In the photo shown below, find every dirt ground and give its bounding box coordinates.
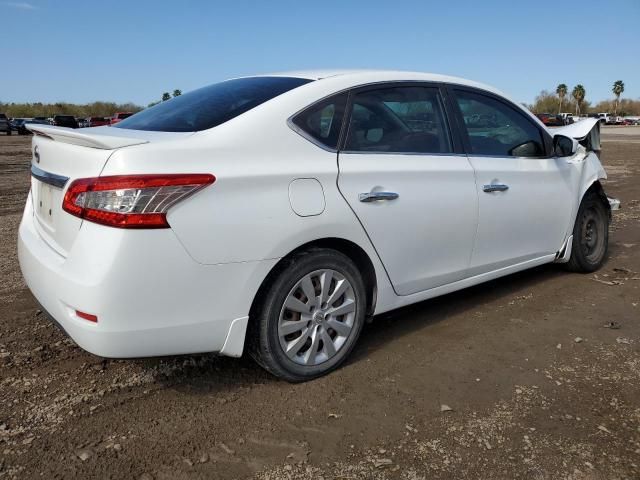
[0,127,639,480]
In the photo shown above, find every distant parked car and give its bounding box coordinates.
[52,115,79,128]
[76,117,90,128]
[110,112,134,125]
[535,113,564,127]
[10,118,27,132]
[558,113,575,124]
[89,116,111,127]
[0,113,11,135]
[594,113,612,124]
[14,118,49,135]
[11,118,29,134]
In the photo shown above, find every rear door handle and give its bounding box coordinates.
[359,191,399,202]
[483,184,509,193]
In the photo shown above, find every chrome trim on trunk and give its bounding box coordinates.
[30,164,69,189]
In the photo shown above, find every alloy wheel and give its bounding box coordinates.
[278,269,356,366]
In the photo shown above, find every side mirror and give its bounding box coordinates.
[553,134,578,157]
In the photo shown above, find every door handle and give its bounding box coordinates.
[359,191,399,202]
[483,184,509,193]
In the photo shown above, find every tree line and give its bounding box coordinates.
[0,101,143,119]
[0,89,183,118]
[2,83,638,118]
[529,80,638,116]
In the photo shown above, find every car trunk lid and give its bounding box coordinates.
[26,125,193,257]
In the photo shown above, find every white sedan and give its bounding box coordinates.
[19,70,617,381]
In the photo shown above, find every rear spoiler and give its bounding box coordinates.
[550,118,601,153]
[26,124,149,150]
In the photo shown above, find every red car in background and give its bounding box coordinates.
[535,113,565,127]
[110,112,134,125]
[89,117,111,127]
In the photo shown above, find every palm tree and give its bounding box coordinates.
[572,85,586,115]
[612,80,624,116]
[556,84,568,114]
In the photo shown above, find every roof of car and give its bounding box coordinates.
[263,69,508,98]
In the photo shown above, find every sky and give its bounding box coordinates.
[1,0,638,106]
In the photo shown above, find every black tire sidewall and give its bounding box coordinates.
[570,194,609,272]
[256,249,366,381]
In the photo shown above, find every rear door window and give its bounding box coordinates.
[114,76,312,132]
[344,86,452,154]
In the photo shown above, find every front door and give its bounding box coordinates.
[450,87,575,276]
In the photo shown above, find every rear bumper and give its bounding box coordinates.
[18,197,277,358]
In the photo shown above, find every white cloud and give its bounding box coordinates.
[2,2,38,9]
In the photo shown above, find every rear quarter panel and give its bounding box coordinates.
[99,103,394,311]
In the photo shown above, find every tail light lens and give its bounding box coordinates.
[62,174,215,228]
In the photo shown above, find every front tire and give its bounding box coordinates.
[249,248,366,382]
[565,192,609,272]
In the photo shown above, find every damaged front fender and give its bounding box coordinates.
[551,118,607,201]
[554,118,621,247]
[552,118,601,153]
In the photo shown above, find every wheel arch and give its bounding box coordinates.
[558,176,611,262]
[248,237,378,324]
[582,180,611,219]
[562,153,610,243]
[562,178,611,272]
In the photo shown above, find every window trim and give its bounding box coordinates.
[445,85,554,159]
[338,81,462,156]
[287,90,352,153]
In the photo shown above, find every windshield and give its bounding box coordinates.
[114,76,312,132]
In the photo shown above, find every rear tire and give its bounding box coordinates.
[565,192,609,272]
[248,248,366,382]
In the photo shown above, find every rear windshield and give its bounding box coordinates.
[114,76,313,132]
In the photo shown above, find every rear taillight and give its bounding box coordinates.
[62,174,215,228]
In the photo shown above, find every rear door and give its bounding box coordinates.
[337,84,478,295]
[448,86,575,275]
